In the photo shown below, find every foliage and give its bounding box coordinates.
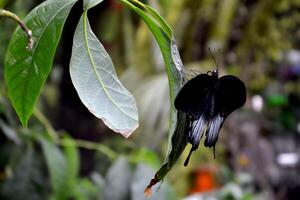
[1,0,184,198]
[1,0,300,199]
[2,0,188,194]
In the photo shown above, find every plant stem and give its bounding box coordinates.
[33,108,59,142]
[59,139,117,160]
[0,9,33,50]
[33,107,117,160]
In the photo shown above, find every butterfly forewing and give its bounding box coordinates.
[175,74,217,116]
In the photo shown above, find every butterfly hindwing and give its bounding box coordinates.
[204,75,246,148]
[216,75,246,117]
[204,114,224,147]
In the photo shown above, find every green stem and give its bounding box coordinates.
[33,107,117,160]
[59,139,117,160]
[33,108,58,142]
[0,9,33,49]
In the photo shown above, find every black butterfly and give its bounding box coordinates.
[174,69,246,166]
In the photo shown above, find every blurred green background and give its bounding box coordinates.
[1,0,300,199]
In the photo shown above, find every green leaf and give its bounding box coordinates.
[39,135,80,200]
[83,0,104,10]
[38,134,80,200]
[74,178,100,200]
[70,11,138,137]
[120,0,183,137]
[62,136,80,190]
[120,0,186,190]
[40,136,69,200]
[127,0,172,38]
[120,0,183,98]
[4,0,78,127]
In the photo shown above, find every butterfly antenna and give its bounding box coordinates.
[217,48,222,73]
[208,48,219,73]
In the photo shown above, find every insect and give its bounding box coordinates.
[174,66,246,166]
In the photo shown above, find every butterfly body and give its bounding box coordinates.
[174,70,246,166]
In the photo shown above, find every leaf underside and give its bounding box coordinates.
[70,12,138,137]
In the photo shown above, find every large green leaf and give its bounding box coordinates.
[120,0,184,142]
[119,0,187,193]
[70,11,138,137]
[4,0,78,126]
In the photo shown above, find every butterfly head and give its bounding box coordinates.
[212,69,218,77]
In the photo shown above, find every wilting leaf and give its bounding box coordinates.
[70,11,138,137]
[5,0,78,126]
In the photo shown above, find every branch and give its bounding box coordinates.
[0,9,33,50]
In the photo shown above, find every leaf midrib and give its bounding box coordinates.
[82,11,136,121]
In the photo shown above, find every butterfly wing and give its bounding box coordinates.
[204,75,246,148]
[184,114,207,166]
[204,114,224,148]
[175,73,246,162]
[175,73,217,165]
[174,74,217,117]
[216,75,246,117]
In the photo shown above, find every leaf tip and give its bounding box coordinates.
[100,117,139,139]
[14,103,31,128]
[144,187,152,198]
[144,177,159,197]
[20,117,29,128]
[121,123,139,138]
